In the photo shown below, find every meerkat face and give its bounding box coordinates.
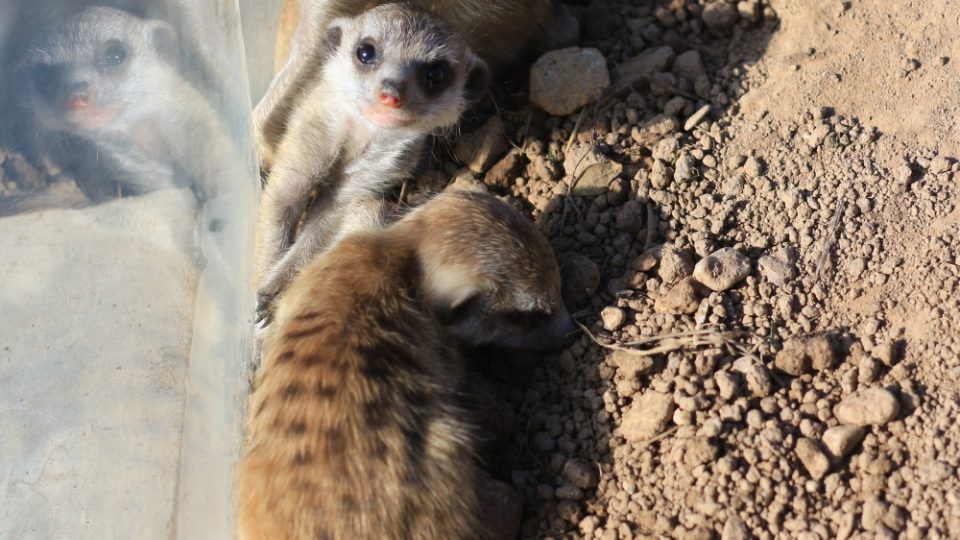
[413,191,576,351]
[17,7,177,134]
[323,3,488,133]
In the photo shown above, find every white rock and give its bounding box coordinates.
[822,425,866,463]
[834,387,901,426]
[693,247,752,291]
[600,306,626,331]
[795,438,831,480]
[530,47,610,116]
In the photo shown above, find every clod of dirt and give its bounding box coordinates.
[621,390,674,442]
[455,116,509,174]
[562,459,599,490]
[476,474,523,540]
[657,244,694,284]
[572,160,622,197]
[559,254,600,304]
[774,334,836,375]
[692,247,751,291]
[834,387,901,425]
[529,47,609,116]
[484,151,525,190]
[654,276,700,314]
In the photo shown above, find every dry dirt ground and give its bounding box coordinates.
[446,0,960,539]
[2,1,959,539]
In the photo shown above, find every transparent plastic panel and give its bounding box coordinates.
[0,1,263,537]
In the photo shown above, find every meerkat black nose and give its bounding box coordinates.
[378,79,405,108]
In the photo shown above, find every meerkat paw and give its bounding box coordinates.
[254,289,277,327]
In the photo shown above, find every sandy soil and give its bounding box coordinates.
[457,0,960,538]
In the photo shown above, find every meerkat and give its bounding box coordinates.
[254,3,488,322]
[237,190,575,540]
[254,0,554,170]
[8,6,236,210]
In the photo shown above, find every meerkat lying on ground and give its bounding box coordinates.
[255,0,554,172]
[4,6,235,214]
[238,190,574,540]
[255,3,488,323]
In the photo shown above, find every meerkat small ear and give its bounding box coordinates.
[321,19,347,59]
[147,20,179,64]
[463,58,489,103]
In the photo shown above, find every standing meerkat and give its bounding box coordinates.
[255,3,488,322]
[238,190,574,540]
[8,6,236,209]
[255,0,554,170]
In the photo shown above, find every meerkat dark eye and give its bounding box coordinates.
[102,40,127,68]
[356,42,377,64]
[421,61,451,93]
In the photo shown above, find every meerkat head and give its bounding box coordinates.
[403,190,575,351]
[16,7,178,134]
[321,2,489,133]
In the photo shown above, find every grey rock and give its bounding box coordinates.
[758,253,796,286]
[530,47,610,116]
[702,1,739,31]
[672,50,707,83]
[674,153,698,182]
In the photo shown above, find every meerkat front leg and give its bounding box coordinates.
[255,151,339,323]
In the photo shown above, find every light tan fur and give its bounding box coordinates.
[237,190,573,540]
[254,3,487,322]
[9,6,235,211]
[254,0,553,172]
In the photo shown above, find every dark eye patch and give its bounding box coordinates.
[420,60,452,94]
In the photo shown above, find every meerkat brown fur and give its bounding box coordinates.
[237,190,575,540]
[254,0,551,170]
[255,3,488,321]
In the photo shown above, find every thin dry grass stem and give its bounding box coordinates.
[815,196,846,279]
[575,320,745,357]
[564,106,590,155]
